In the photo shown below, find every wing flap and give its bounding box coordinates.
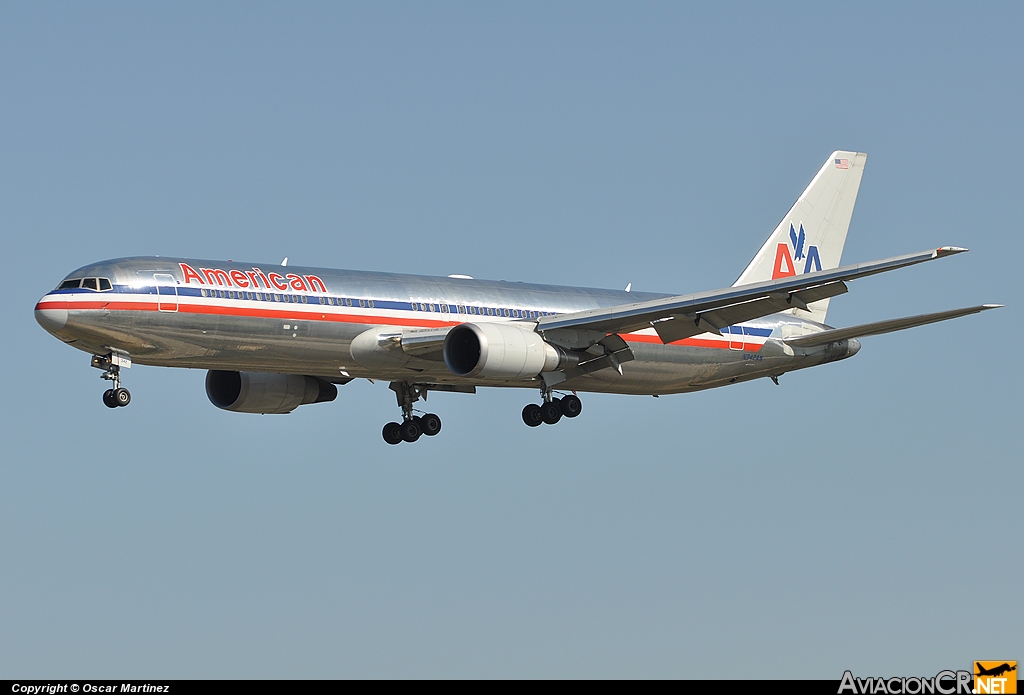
[652,281,849,343]
[784,304,1002,347]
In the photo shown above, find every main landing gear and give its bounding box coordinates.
[92,352,131,409]
[522,389,582,428]
[382,382,442,445]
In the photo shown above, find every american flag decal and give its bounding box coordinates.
[835,158,849,169]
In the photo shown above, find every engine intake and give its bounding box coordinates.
[443,322,571,379]
[206,371,337,414]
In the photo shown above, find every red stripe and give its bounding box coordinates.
[39,299,766,352]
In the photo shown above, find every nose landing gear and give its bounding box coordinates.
[522,389,582,428]
[382,381,443,445]
[92,351,132,409]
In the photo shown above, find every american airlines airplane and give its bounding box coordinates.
[34,151,999,444]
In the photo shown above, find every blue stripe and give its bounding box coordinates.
[53,285,776,332]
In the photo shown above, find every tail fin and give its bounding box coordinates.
[733,150,867,323]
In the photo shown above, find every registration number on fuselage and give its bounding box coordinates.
[742,353,763,361]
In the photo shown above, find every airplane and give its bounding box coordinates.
[975,663,1016,678]
[34,151,1000,444]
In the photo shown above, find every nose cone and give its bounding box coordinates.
[847,338,861,357]
[35,296,68,334]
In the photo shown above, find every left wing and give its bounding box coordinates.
[537,246,968,349]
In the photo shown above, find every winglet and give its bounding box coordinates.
[935,246,968,257]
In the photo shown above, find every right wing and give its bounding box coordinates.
[537,246,969,349]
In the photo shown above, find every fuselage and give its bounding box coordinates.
[34,256,858,396]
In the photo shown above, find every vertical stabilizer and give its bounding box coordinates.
[733,151,867,323]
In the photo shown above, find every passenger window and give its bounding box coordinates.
[368,300,374,308]
[302,296,307,304]
[82,278,98,291]
[359,299,365,308]
[440,304,448,313]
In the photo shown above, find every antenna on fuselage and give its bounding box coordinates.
[281,257,288,267]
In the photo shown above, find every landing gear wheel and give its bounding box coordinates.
[560,394,582,418]
[540,400,563,425]
[113,387,131,407]
[420,413,442,436]
[400,419,422,443]
[102,389,118,408]
[383,422,403,445]
[522,403,543,427]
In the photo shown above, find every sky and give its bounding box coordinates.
[1,1,1020,679]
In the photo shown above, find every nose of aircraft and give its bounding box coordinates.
[35,295,68,333]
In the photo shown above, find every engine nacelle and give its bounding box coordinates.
[443,322,566,379]
[205,371,337,414]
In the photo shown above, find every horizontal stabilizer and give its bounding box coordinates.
[784,304,1002,347]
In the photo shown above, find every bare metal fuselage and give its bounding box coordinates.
[34,256,857,396]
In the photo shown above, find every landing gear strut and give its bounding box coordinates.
[522,388,582,428]
[92,352,131,409]
[382,382,442,445]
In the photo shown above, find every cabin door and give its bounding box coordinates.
[154,274,178,312]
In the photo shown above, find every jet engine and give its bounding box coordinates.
[205,370,338,414]
[443,323,573,379]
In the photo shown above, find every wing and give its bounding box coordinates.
[784,305,1002,347]
[536,246,969,349]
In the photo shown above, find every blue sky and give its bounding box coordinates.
[1,2,1020,678]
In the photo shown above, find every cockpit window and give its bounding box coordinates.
[81,278,99,291]
[59,279,81,290]
[98,278,112,291]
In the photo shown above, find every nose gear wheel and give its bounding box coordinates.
[93,352,131,408]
